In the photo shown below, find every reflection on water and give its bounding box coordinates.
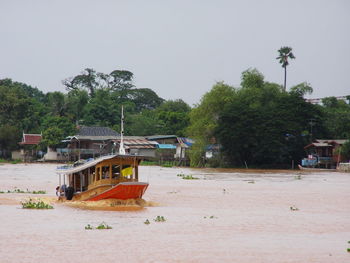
[0,164,349,263]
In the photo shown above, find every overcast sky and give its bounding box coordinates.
[1,0,349,106]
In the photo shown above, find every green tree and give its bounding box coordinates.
[41,127,64,148]
[62,68,99,97]
[44,91,66,117]
[0,125,21,157]
[277,46,295,91]
[216,71,324,168]
[187,82,236,167]
[129,88,164,111]
[321,97,350,138]
[155,99,191,137]
[290,82,313,96]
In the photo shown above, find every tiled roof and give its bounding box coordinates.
[78,126,119,137]
[19,134,42,145]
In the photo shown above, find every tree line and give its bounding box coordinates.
[1,67,349,167]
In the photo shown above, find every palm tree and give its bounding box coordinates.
[277,47,295,91]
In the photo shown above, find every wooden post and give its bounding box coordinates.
[110,163,113,184]
[80,172,83,192]
[135,165,138,181]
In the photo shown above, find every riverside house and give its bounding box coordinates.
[302,139,348,168]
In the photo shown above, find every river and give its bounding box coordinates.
[0,163,349,262]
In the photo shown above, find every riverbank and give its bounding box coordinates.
[0,163,349,262]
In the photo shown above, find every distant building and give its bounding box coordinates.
[146,135,194,165]
[59,127,158,161]
[12,133,42,161]
[61,126,119,161]
[302,139,348,168]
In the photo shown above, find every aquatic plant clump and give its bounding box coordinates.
[21,198,53,209]
[154,216,166,222]
[96,222,112,229]
[85,224,93,230]
[177,173,199,180]
[84,222,112,230]
[0,188,46,194]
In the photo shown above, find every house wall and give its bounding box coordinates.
[11,150,22,160]
[129,148,156,157]
[44,147,58,161]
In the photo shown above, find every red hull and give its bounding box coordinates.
[87,182,149,201]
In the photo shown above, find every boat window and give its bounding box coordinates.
[112,165,120,179]
[102,166,109,179]
[96,167,101,181]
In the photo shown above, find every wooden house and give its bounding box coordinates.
[302,139,348,168]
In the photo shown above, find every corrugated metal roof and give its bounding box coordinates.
[113,137,158,149]
[77,126,119,137]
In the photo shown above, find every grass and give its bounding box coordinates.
[0,188,46,194]
[21,198,53,209]
[161,162,174,168]
[144,219,150,225]
[177,173,199,180]
[140,161,158,166]
[0,158,22,164]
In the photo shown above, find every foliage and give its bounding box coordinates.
[155,99,191,137]
[215,70,324,167]
[84,222,112,230]
[276,46,295,91]
[96,222,112,229]
[154,216,166,222]
[177,173,199,180]
[187,82,236,167]
[1,188,46,194]
[290,82,313,96]
[21,198,53,209]
[341,140,350,160]
[85,224,93,230]
[320,97,350,139]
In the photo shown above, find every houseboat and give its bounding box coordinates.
[56,154,148,201]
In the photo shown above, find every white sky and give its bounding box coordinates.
[0,0,349,106]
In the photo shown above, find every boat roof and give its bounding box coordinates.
[56,154,143,174]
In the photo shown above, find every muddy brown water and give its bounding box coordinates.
[0,163,349,262]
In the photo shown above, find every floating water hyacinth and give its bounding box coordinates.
[21,198,53,209]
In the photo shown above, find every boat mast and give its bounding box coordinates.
[119,105,126,155]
